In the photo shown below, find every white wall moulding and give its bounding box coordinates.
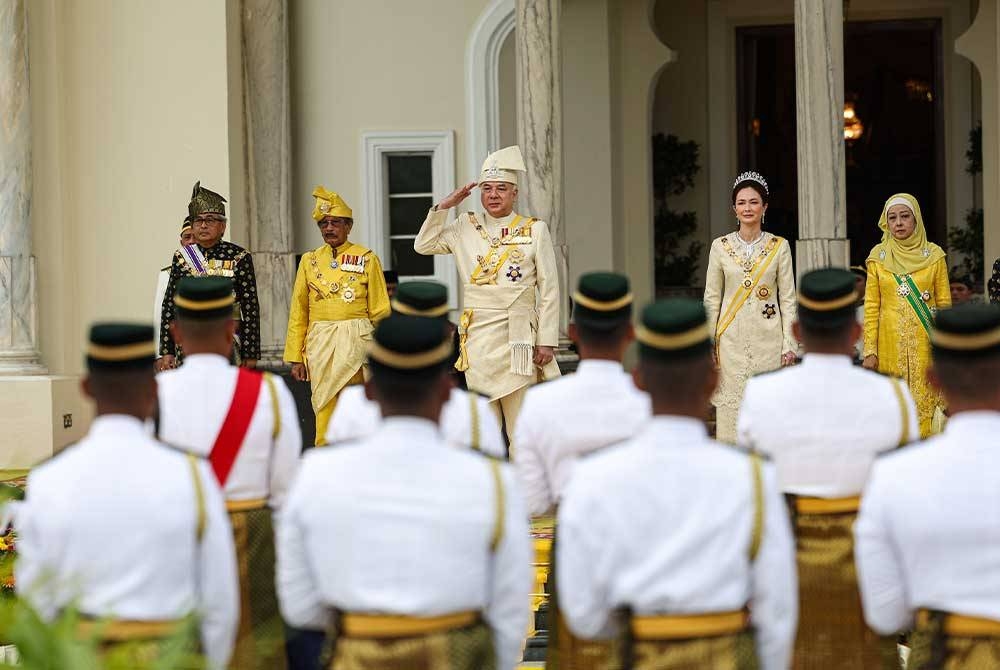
[360,131,458,306]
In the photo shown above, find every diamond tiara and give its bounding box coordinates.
[733,171,768,194]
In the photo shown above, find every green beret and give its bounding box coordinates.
[369,314,452,374]
[797,268,858,329]
[188,181,227,219]
[572,272,633,330]
[636,298,711,360]
[175,277,235,320]
[932,303,1000,359]
[392,281,449,318]
[87,323,156,370]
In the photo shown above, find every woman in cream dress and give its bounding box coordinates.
[704,172,797,443]
[862,193,950,437]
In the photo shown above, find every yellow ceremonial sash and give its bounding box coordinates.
[469,215,536,285]
[715,237,783,342]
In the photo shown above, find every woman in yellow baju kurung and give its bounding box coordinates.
[704,172,798,443]
[862,193,950,438]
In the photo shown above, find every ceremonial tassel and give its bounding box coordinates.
[511,343,534,376]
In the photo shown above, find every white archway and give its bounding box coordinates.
[465,0,515,184]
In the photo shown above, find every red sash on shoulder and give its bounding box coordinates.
[209,368,263,486]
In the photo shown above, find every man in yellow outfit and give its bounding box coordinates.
[284,186,391,444]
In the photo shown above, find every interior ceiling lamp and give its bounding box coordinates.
[844,102,864,141]
[905,78,933,102]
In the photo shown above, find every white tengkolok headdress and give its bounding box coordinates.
[479,146,527,186]
[733,170,769,195]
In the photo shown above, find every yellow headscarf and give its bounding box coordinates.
[312,186,353,221]
[866,193,945,275]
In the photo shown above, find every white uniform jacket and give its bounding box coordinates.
[324,385,505,458]
[557,416,798,670]
[157,353,302,510]
[513,359,651,516]
[14,415,239,669]
[738,353,919,496]
[855,412,1000,634]
[276,417,533,670]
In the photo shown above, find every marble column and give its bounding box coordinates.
[794,0,849,274]
[237,0,296,369]
[0,0,44,375]
[516,0,570,341]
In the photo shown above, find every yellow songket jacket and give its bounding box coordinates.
[863,256,950,437]
[284,242,391,412]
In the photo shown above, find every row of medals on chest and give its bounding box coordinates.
[476,222,527,282]
[312,256,363,303]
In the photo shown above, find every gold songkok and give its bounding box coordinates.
[312,186,354,221]
[479,145,527,186]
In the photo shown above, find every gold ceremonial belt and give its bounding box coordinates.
[340,611,479,638]
[225,497,268,513]
[77,618,184,642]
[917,610,1000,637]
[630,609,749,640]
[794,495,861,515]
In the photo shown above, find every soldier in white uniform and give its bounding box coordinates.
[737,268,918,668]
[15,323,238,669]
[513,271,651,668]
[277,313,533,670]
[325,280,505,458]
[855,303,1000,668]
[414,145,561,443]
[157,276,301,669]
[558,299,797,670]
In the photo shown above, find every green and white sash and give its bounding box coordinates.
[892,273,934,335]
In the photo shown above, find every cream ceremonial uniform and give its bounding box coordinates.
[277,418,533,670]
[15,415,239,670]
[324,385,506,458]
[704,232,797,442]
[855,412,1000,661]
[738,353,917,668]
[557,416,798,670]
[514,359,651,517]
[415,208,560,420]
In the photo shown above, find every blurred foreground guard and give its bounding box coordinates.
[557,299,797,670]
[738,268,918,668]
[325,281,504,458]
[15,324,238,669]
[277,314,533,670]
[513,271,651,668]
[855,303,1000,669]
[157,276,301,669]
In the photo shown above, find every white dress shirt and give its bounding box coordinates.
[855,412,1000,634]
[557,416,798,670]
[157,353,302,509]
[513,359,651,516]
[15,415,239,669]
[277,417,533,670]
[325,385,506,458]
[737,353,919,496]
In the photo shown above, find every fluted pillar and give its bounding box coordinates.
[516,0,569,336]
[794,0,849,273]
[0,0,44,374]
[237,0,296,368]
